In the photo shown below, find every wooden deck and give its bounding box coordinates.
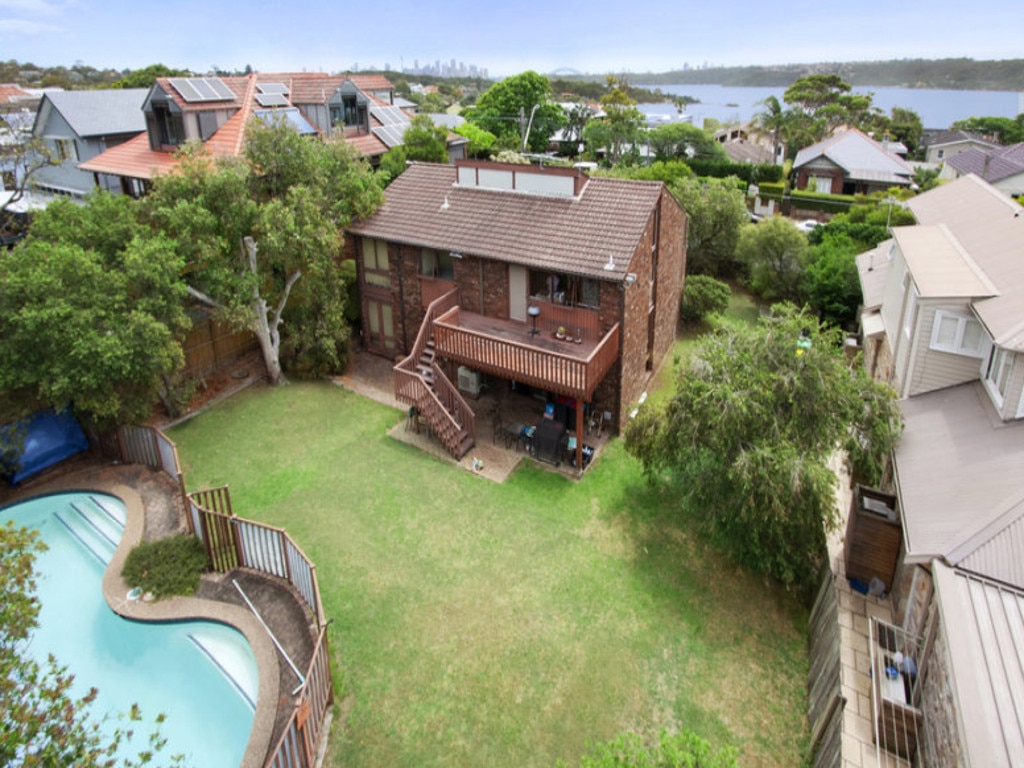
[433,307,619,401]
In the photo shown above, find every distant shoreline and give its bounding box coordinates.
[552,58,1024,93]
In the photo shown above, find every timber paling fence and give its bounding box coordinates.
[107,424,333,768]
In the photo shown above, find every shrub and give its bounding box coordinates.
[122,534,208,599]
[680,275,731,325]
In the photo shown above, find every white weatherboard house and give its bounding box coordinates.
[850,173,1024,767]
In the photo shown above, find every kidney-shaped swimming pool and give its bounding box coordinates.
[5,492,257,767]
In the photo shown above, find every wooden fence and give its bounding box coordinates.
[182,314,259,378]
[111,424,332,768]
[807,568,844,768]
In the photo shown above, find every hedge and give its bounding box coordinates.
[686,159,783,184]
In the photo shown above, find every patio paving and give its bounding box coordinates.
[829,462,911,768]
[335,348,611,483]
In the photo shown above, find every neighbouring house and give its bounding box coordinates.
[921,129,999,164]
[847,172,1024,766]
[344,159,686,465]
[79,73,465,196]
[713,122,784,165]
[792,128,914,195]
[939,142,1024,196]
[30,88,148,197]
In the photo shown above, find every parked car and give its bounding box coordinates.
[794,219,819,233]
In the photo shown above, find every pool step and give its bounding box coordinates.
[188,630,259,711]
[56,497,125,565]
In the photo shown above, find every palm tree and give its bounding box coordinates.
[752,95,786,163]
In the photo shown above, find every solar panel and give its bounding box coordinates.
[168,77,236,103]
[371,105,409,127]
[373,124,406,148]
[257,83,290,95]
[255,93,290,107]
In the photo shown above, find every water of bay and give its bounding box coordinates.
[638,83,1022,129]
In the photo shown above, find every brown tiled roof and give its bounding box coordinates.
[347,132,389,157]
[347,162,668,280]
[348,74,394,93]
[258,72,345,104]
[0,83,32,104]
[78,132,181,180]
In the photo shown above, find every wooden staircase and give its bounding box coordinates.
[393,290,476,460]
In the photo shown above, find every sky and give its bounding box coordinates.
[2,0,1023,78]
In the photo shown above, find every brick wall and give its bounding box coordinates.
[919,620,963,768]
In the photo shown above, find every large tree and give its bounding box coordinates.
[143,117,383,385]
[625,305,902,593]
[736,215,809,302]
[1,523,173,766]
[750,95,787,161]
[0,194,189,427]
[647,121,726,163]
[668,176,749,278]
[582,76,647,166]
[463,71,565,153]
[782,74,877,149]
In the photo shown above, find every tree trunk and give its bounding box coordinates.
[244,237,299,387]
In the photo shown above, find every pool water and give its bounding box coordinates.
[6,493,257,768]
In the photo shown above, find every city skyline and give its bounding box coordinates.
[2,0,1022,79]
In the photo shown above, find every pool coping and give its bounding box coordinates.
[34,479,280,768]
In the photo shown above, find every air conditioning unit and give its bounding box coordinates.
[457,366,481,396]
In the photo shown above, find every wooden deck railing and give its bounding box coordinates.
[394,288,476,459]
[434,310,620,401]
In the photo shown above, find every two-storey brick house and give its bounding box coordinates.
[345,159,686,465]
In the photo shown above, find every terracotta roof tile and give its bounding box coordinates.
[348,162,669,280]
[348,74,394,93]
[78,132,180,180]
[0,83,33,104]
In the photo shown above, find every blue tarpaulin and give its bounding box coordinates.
[2,409,88,485]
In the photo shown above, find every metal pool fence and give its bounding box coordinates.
[106,424,332,768]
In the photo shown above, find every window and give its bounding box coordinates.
[529,270,599,309]
[53,138,77,162]
[420,248,454,280]
[812,175,832,194]
[361,239,390,288]
[985,347,1014,407]
[343,96,359,127]
[151,102,184,148]
[929,310,987,358]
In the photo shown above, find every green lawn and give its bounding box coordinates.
[170,370,807,767]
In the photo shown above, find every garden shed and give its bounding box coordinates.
[844,484,902,593]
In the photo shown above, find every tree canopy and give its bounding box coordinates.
[463,71,565,153]
[667,176,749,277]
[737,215,809,302]
[625,305,903,593]
[402,114,449,163]
[582,76,647,166]
[0,194,189,427]
[1,522,173,766]
[143,117,383,384]
[647,121,726,163]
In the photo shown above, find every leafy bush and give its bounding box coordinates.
[789,190,857,214]
[688,158,783,184]
[680,275,731,325]
[122,534,208,599]
[561,730,738,768]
